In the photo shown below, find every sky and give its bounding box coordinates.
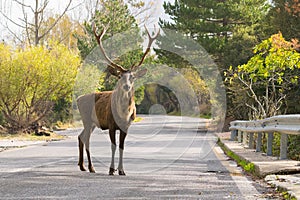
[0,0,173,42]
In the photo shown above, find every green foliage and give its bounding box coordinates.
[281,191,297,200]
[244,162,255,173]
[218,139,257,175]
[225,33,300,119]
[75,0,137,60]
[158,0,269,121]
[0,112,4,126]
[266,0,300,40]
[288,135,300,160]
[50,98,72,125]
[159,0,268,69]
[134,85,145,105]
[238,33,299,83]
[73,64,105,99]
[0,42,80,132]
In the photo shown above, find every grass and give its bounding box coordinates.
[217,139,256,174]
[166,111,212,119]
[0,131,65,141]
[133,116,143,123]
[281,191,297,200]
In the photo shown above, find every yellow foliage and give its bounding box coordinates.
[0,42,80,131]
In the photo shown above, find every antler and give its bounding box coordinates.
[93,23,127,75]
[131,25,160,71]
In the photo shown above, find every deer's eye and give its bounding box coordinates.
[129,74,135,82]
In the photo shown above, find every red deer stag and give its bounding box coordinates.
[77,24,159,175]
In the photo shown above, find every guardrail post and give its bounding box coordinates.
[230,130,237,141]
[256,132,262,152]
[230,115,300,158]
[280,133,288,160]
[238,130,242,143]
[243,131,247,145]
[267,132,273,156]
[248,133,254,149]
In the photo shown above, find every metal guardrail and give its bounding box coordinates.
[229,114,300,160]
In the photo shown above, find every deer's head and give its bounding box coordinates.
[93,24,160,93]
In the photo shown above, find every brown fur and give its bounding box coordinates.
[76,87,136,174]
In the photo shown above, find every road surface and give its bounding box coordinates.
[0,115,272,199]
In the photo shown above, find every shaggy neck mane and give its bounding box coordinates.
[112,85,134,120]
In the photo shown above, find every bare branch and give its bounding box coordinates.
[0,9,26,28]
[12,0,34,12]
[21,0,30,44]
[68,1,84,12]
[130,1,155,25]
[37,0,49,14]
[238,76,267,118]
[133,5,152,19]
[38,0,72,42]
[5,22,23,43]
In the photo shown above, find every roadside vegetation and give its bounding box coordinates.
[0,0,299,159]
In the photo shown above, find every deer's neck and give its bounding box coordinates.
[112,87,135,122]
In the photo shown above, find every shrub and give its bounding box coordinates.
[0,42,80,133]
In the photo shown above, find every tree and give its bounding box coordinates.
[81,0,147,23]
[0,42,80,133]
[73,64,105,99]
[225,33,300,119]
[75,0,138,60]
[159,0,232,65]
[158,0,272,122]
[0,0,73,45]
[141,67,211,116]
[40,15,85,50]
[222,0,270,68]
[266,0,300,40]
[159,0,269,69]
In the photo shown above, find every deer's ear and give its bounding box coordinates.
[135,68,147,78]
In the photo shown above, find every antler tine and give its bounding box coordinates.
[132,25,160,71]
[92,23,127,73]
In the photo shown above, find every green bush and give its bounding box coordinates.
[288,135,300,161]
[260,133,300,161]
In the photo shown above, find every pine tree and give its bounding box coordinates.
[266,0,300,40]
[75,0,138,60]
[157,0,269,69]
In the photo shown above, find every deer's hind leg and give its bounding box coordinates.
[78,125,96,173]
[78,133,86,171]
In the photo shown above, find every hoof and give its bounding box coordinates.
[118,170,126,176]
[109,168,115,175]
[89,166,96,173]
[78,164,86,171]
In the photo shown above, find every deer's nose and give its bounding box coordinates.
[123,84,130,91]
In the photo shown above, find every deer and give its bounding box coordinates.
[76,24,160,175]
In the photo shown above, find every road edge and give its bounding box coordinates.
[217,134,299,200]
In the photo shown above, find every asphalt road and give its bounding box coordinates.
[0,115,270,199]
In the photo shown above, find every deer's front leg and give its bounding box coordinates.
[118,131,127,176]
[109,129,116,175]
